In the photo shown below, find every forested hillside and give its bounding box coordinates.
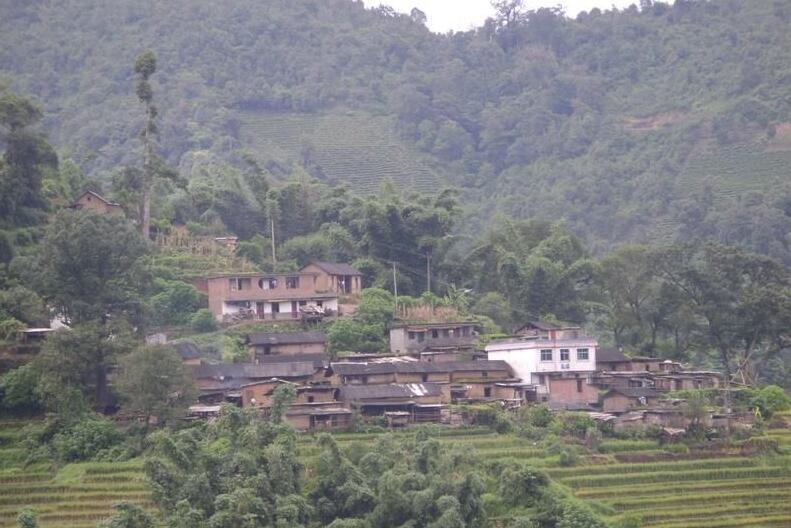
[1,0,791,259]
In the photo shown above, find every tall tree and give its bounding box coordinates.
[653,243,791,387]
[39,209,148,326]
[116,345,197,430]
[134,50,158,237]
[0,89,56,226]
[35,321,135,410]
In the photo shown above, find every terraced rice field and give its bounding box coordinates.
[554,427,791,528]
[2,418,790,527]
[238,111,440,194]
[0,421,156,528]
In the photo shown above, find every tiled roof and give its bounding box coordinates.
[596,347,629,363]
[247,331,326,346]
[173,341,201,360]
[305,262,362,275]
[192,361,320,380]
[339,383,443,401]
[606,387,660,399]
[331,360,511,376]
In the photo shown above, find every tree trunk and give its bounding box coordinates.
[141,183,151,239]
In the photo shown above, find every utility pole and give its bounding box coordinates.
[426,252,431,294]
[392,261,398,316]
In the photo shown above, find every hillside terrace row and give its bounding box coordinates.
[183,319,723,431]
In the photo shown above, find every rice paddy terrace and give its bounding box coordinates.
[237,111,440,194]
[1,417,790,527]
[0,421,155,528]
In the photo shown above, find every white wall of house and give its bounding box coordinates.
[221,298,339,318]
[486,338,597,387]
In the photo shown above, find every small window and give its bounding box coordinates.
[540,349,553,361]
[577,348,589,361]
[307,396,315,403]
[443,329,450,338]
[560,349,570,361]
[269,278,278,289]
[417,332,425,343]
[409,332,417,340]
[361,376,368,384]
[286,276,299,289]
[432,329,439,338]
[317,301,323,307]
[482,371,488,378]
[538,374,545,385]
[484,387,492,398]
[229,278,239,291]
[271,302,280,314]
[576,379,583,393]
[422,373,429,382]
[461,326,470,337]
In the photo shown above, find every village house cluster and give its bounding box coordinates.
[181,272,723,431]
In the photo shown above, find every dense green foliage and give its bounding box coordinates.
[2,0,791,260]
[142,406,608,528]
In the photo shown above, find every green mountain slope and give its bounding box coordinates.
[238,111,439,193]
[1,0,790,260]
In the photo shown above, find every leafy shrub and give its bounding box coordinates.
[493,412,514,434]
[0,317,25,340]
[750,385,791,418]
[51,417,123,462]
[499,464,549,506]
[558,449,578,467]
[0,364,41,413]
[521,405,554,428]
[190,308,217,332]
[149,279,205,326]
[16,509,38,528]
[558,412,596,438]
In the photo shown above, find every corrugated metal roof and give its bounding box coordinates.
[247,331,326,346]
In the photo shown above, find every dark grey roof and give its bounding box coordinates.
[389,321,480,330]
[74,190,120,207]
[247,331,326,346]
[173,341,201,360]
[606,387,660,399]
[255,353,328,368]
[339,383,443,401]
[192,362,320,380]
[596,347,629,363]
[518,320,580,332]
[331,360,511,376]
[306,262,362,275]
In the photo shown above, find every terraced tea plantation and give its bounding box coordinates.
[2,418,791,527]
[0,421,155,528]
[238,111,440,194]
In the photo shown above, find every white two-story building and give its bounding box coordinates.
[485,335,598,406]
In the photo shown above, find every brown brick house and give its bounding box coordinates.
[246,331,326,361]
[205,271,339,322]
[602,387,661,413]
[299,262,363,295]
[71,190,124,216]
